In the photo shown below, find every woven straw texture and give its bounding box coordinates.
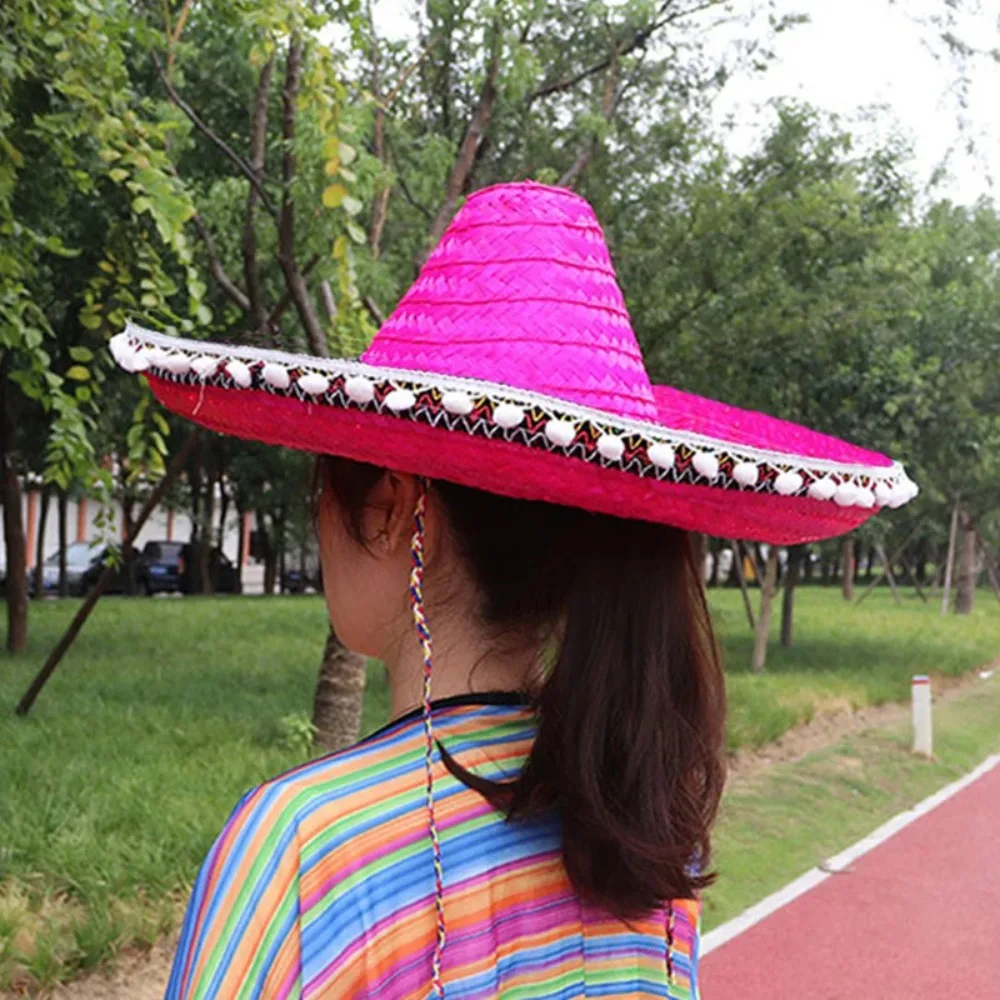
[114,181,914,544]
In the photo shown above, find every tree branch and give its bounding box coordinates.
[420,20,502,265]
[558,42,619,188]
[189,211,250,313]
[529,0,688,102]
[368,2,390,258]
[277,34,328,358]
[244,54,275,335]
[152,51,277,218]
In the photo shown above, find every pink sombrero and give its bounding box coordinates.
[110,182,916,543]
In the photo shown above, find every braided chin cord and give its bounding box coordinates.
[409,479,446,998]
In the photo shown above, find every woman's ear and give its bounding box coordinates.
[363,471,420,556]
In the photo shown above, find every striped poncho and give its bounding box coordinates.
[167,695,701,998]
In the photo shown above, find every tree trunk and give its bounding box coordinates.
[199,472,216,595]
[731,540,756,630]
[751,547,779,673]
[121,488,137,596]
[941,500,960,615]
[780,544,804,647]
[57,489,69,597]
[235,504,247,595]
[955,514,978,615]
[33,485,52,600]
[863,544,875,583]
[840,537,855,601]
[1,414,28,654]
[260,517,276,595]
[312,628,369,751]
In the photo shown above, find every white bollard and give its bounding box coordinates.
[912,675,933,757]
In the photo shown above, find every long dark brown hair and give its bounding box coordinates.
[317,456,727,918]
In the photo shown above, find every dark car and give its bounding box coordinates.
[31,541,128,597]
[136,540,186,595]
[137,541,239,595]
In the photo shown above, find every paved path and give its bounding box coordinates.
[701,757,1000,998]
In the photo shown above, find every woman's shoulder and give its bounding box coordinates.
[232,714,429,854]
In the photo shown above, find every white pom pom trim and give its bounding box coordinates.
[733,462,759,487]
[597,435,625,461]
[191,356,219,379]
[856,487,876,509]
[874,482,895,507]
[545,420,577,448]
[163,353,191,375]
[807,477,837,501]
[693,452,720,481]
[385,388,416,412]
[345,376,375,404]
[108,333,130,364]
[493,403,524,429]
[834,483,860,507]
[262,363,290,390]
[298,372,329,396]
[774,471,803,496]
[145,347,171,368]
[442,391,474,416]
[226,360,252,388]
[648,443,675,470]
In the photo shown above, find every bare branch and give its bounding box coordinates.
[189,211,250,313]
[368,2,390,258]
[364,295,385,326]
[152,51,277,218]
[244,54,276,336]
[267,253,320,328]
[277,34,328,358]
[383,39,434,107]
[420,21,502,265]
[529,0,708,103]
[559,43,619,188]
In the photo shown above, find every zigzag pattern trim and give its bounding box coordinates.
[110,326,919,511]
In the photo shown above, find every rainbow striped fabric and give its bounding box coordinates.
[166,695,701,998]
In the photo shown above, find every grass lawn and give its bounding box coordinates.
[1,587,998,989]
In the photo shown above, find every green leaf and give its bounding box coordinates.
[346,221,366,244]
[152,411,170,435]
[43,30,64,46]
[339,142,357,165]
[69,346,94,362]
[66,365,90,381]
[196,304,212,325]
[338,167,357,183]
[75,386,92,403]
[332,235,348,259]
[322,184,347,208]
[109,168,128,183]
[342,195,363,217]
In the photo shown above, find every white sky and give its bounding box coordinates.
[710,0,1000,205]
[370,0,1000,206]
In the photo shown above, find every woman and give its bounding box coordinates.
[111,182,915,999]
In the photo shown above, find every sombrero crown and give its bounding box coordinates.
[111,182,916,543]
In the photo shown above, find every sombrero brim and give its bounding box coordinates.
[111,325,917,545]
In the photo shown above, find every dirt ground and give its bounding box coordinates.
[11,667,994,1000]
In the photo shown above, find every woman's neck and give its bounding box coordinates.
[384,622,537,721]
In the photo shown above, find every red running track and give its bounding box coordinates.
[700,760,1000,999]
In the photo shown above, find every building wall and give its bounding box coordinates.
[9,489,242,569]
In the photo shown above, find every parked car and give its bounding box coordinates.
[136,541,239,595]
[280,567,322,594]
[135,541,186,595]
[30,541,129,597]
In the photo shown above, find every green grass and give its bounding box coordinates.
[711,586,1000,748]
[0,587,998,988]
[704,672,1000,929]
